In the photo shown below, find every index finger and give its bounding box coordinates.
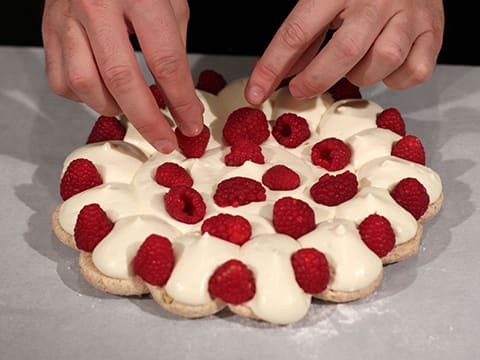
[245,0,341,105]
[129,0,204,137]
[77,1,177,153]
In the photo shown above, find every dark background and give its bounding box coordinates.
[1,1,477,66]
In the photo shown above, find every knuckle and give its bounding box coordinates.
[280,20,310,50]
[376,41,406,67]
[335,34,362,59]
[102,64,135,92]
[149,52,182,82]
[67,71,95,94]
[409,62,432,84]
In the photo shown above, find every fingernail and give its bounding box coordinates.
[180,122,203,137]
[246,85,265,105]
[154,139,175,154]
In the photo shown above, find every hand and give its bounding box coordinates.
[42,0,204,153]
[245,0,445,104]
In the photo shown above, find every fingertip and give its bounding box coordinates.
[153,139,177,154]
[245,84,266,106]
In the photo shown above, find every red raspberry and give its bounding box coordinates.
[222,107,270,146]
[224,139,265,166]
[86,115,126,144]
[376,108,406,136]
[208,259,256,304]
[213,176,266,207]
[390,177,430,220]
[291,248,330,294]
[60,158,103,200]
[175,125,210,158]
[272,113,311,148]
[201,213,252,245]
[358,214,396,258]
[133,234,174,286]
[149,84,166,108]
[154,162,193,188]
[328,77,362,101]
[196,69,227,95]
[74,203,113,252]
[391,135,426,165]
[164,185,206,224]
[310,171,358,206]
[262,164,300,190]
[311,137,352,171]
[273,197,316,239]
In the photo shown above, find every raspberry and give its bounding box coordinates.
[175,125,210,158]
[291,248,330,294]
[310,171,358,206]
[358,214,396,258]
[272,113,311,148]
[133,234,174,286]
[391,135,426,165]
[213,176,266,207]
[149,84,166,108]
[328,77,362,101]
[164,185,206,224]
[208,259,256,304]
[222,107,270,146]
[262,164,300,190]
[60,158,103,200]
[390,177,430,220]
[224,139,265,166]
[74,203,113,252]
[154,162,193,188]
[201,213,252,245]
[86,115,126,144]
[376,108,406,136]
[196,69,227,95]
[273,197,316,239]
[311,137,352,171]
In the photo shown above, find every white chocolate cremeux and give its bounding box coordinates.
[57,78,442,325]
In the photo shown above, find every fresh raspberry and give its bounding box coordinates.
[390,177,430,220]
[74,203,113,252]
[391,135,426,165]
[224,139,265,166]
[328,77,362,101]
[133,234,174,286]
[272,113,311,148]
[272,197,316,239]
[376,108,406,136]
[86,115,126,144]
[154,162,193,188]
[201,213,252,245]
[213,176,266,207]
[208,259,256,304]
[149,84,166,108]
[175,125,210,158]
[60,158,103,200]
[164,185,206,224]
[222,107,270,146]
[291,248,330,294]
[310,171,358,206]
[358,214,396,258]
[262,164,300,190]
[311,137,352,171]
[196,69,227,95]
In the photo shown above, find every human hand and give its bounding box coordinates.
[245,0,445,104]
[42,0,204,153]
